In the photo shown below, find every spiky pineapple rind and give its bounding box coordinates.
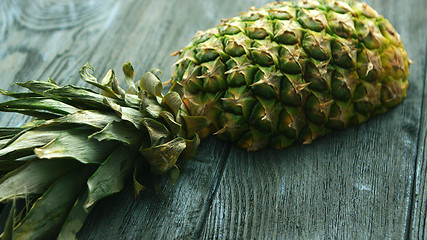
[172,0,410,151]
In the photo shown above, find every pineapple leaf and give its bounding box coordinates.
[0,157,26,171]
[140,137,186,174]
[132,165,145,199]
[0,128,24,137]
[57,190,91,240]
[169,82,185,98]
[101,69,126,98]
[139,93,163,118]
[33,128,115,164]
[141,118,171,146]
[122,62,135,80]
[180,133,201,161]
[12,168,91,240]
[124,93,141,109]
[161,91,182,117]
[85,146,137,208]
[0,158,80,202]
[0,88,41,99]
[41,110,119,129]
[0,127,62,161]
[122,62,138,94]
[159,111,182,135]
[89,121,143,149]
[168,166,180,185]
[119,106,146,130]
[0,138,11,149]
[0,97,79,116]
[182,115,210,138]
[140,72,163,98]
[0,109,62,120]
[1,199,16,240]
[16,80,59,94]
[44,85,121,110]
[79,63,120,100]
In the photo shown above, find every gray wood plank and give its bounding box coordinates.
[0,0,121,127]
[199,0,427,239]
[409,42,427,239]
[0,0,425,239]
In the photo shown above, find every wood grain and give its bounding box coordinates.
[0,0,425,239]
[409,40,427,239]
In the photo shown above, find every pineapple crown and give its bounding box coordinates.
[0,62,209,175]
[0,62,208,239]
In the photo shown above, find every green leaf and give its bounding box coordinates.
[149,68,162,78]
[124,93,141,109]
[16,80,60,94]
[47,77,59,86]
[78,63,97,83]
[0,128,24,137]
[122,62,135,80]
[102,69,126,98]
[140,137,186,174]
[161,91,182,117]
[159,111,182,135]
[0,199,16,240]
[122,62,137,94]
[0,158,80,202]
[139,92,163,118]
[141,118,170,146]
[0,157,27,171]
[0,127,61,161]
[0,88,41,99]
[140,72,162,97]
[21,119,47,128]
[182,115,210,138]
[89,121,143,149]
[0,98,79,116]
[79,63,119,99]
[168,166,180,185]
[0,138,11,149]
[34,128,115,164]
[44,85,123,110]
[57,190,91,240]
[120,106,146,130]
[102,98,146,130]
[169,82,185,98]
[42,110,119,129]
[181,133,201,161]
[0,108,63,120]
[85,146,136,208]
[133,165,145,199]
[12,168,91,240]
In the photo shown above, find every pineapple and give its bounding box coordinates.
[171,0,410,150]
[0,0,410,239]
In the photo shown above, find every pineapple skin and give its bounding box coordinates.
[171,0,410,151]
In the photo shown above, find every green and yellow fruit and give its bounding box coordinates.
[172,0,410,150]
[0,0,410,239]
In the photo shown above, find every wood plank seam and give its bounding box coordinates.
[193,144,232,239]
[406,36,427,240]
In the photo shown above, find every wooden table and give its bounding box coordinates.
[0,0,425,239]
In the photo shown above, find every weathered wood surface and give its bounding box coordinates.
[0,0,425,239]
